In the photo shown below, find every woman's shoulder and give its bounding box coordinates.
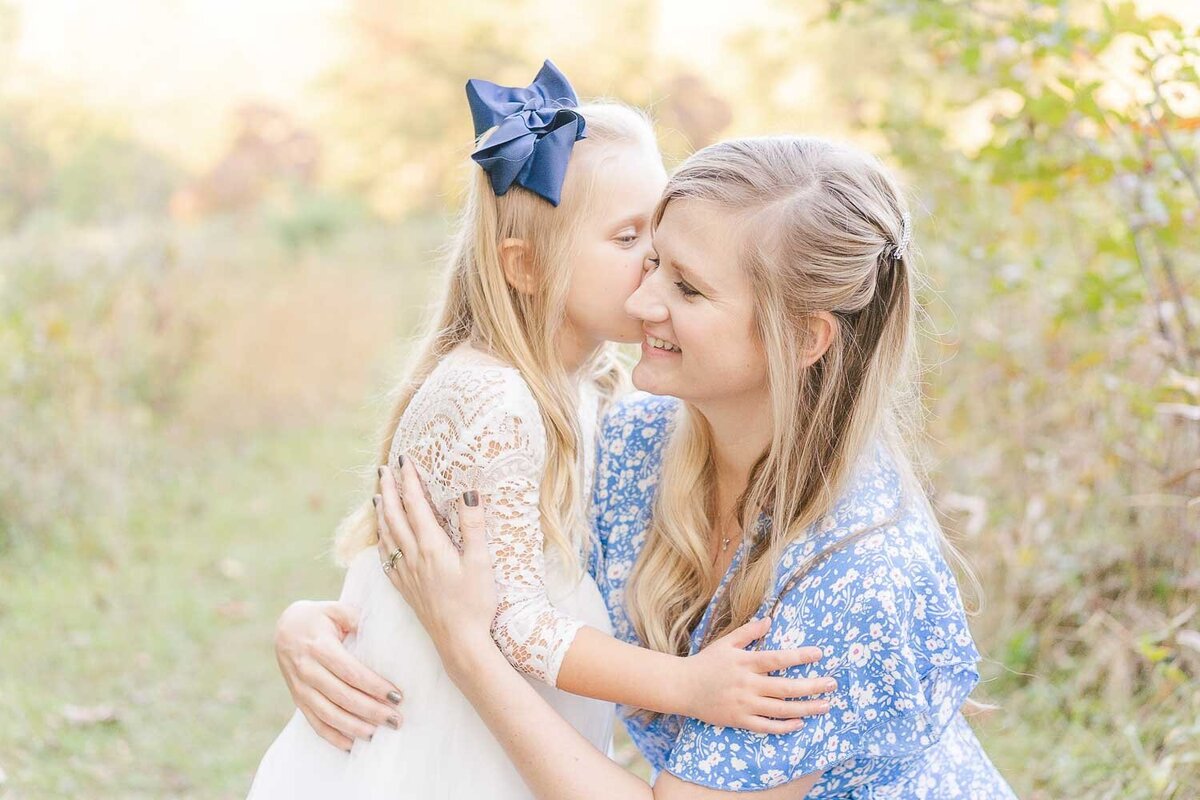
[768,441,977,667]
[778,441,929,571]
[598,391,680,456]
[590,392,679,535]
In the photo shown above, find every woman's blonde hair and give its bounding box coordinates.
[334,101,656,570]
[627,136,946,663]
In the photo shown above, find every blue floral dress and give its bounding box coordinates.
[589,393,1016,797]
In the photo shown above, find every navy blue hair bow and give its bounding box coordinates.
[465,60,587,207]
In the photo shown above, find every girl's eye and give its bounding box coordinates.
[616,231,639,245]
[674,280,701,298]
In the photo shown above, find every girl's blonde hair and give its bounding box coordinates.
[627,136,947,663]
[334,101,656,570]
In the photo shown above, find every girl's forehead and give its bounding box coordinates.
[588,148,666,218]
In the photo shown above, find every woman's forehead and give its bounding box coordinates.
[655,199,742,277]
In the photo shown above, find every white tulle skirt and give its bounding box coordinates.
[246,548,616,800]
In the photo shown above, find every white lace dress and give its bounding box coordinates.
[246,344,615,799]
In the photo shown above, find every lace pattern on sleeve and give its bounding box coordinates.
[387,350,586,686]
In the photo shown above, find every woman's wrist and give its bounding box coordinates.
[439,627,500,683]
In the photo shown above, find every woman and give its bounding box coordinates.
[278,136,1016,797]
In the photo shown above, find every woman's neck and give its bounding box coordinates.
[699,390,772,512]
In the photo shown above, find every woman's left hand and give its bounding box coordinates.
[373,458,498,664]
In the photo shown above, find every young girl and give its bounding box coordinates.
[246,62,831,800]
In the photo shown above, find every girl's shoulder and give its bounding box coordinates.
[401,344,547,470]
[416,343,543,424]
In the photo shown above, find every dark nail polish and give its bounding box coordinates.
[463,490,479,507]
[372,495,379,508]
[386,715,400,729]
[378,466,385,479]
[386,690,403,705]
[397,454,405,468]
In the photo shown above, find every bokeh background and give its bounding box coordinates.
[1,1,1198,797]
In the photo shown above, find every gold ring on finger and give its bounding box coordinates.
[386,547,404,569]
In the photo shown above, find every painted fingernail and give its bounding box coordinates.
[387,690,403,705]
[372,495,379,508]
[378,465,385,479]
[463,490,479,507]
[397,454,405,468]
[386,715,400,729]
[823,679,838,692]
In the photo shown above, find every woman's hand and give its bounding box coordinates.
[274,599,405,750]
[681,617,836,734]
[374,458,498,669]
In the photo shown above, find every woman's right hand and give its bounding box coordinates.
[274,600,406,750]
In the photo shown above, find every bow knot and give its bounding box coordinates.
[465,60,587,207]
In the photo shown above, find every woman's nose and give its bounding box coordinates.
[625,271,668,323]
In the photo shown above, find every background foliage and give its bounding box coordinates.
[0,1,1196,797]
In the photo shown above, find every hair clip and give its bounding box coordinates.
[891,212,912,261]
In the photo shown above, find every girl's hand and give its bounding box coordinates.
[273,599,406,750]
[374,458,498,665]
[681,617,836,734]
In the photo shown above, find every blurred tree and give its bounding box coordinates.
[171,103,320,219]
[318,0,660,217]
[760,2,1200,794]
[656,72,734,152]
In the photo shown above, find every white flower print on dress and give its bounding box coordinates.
[589,392,1016,798]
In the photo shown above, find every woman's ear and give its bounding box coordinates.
[799,311,837,368]
[499,238,536,295]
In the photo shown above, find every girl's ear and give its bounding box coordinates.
[499,238,536,295]
[799,311,837,368]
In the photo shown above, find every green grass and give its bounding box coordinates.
[0,421,361,798]
[0,413,656,799]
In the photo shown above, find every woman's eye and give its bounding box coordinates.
[674,280,701,298]
[645,256,660,272]
[616,231,639,245]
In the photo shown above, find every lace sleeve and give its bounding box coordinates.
[390,360,586,687]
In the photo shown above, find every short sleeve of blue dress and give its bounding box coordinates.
[663,445,983,793]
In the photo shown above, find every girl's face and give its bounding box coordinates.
[561,143,668,349]
[624,198,768,407]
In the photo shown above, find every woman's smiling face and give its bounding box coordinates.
[624,197,768,408]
